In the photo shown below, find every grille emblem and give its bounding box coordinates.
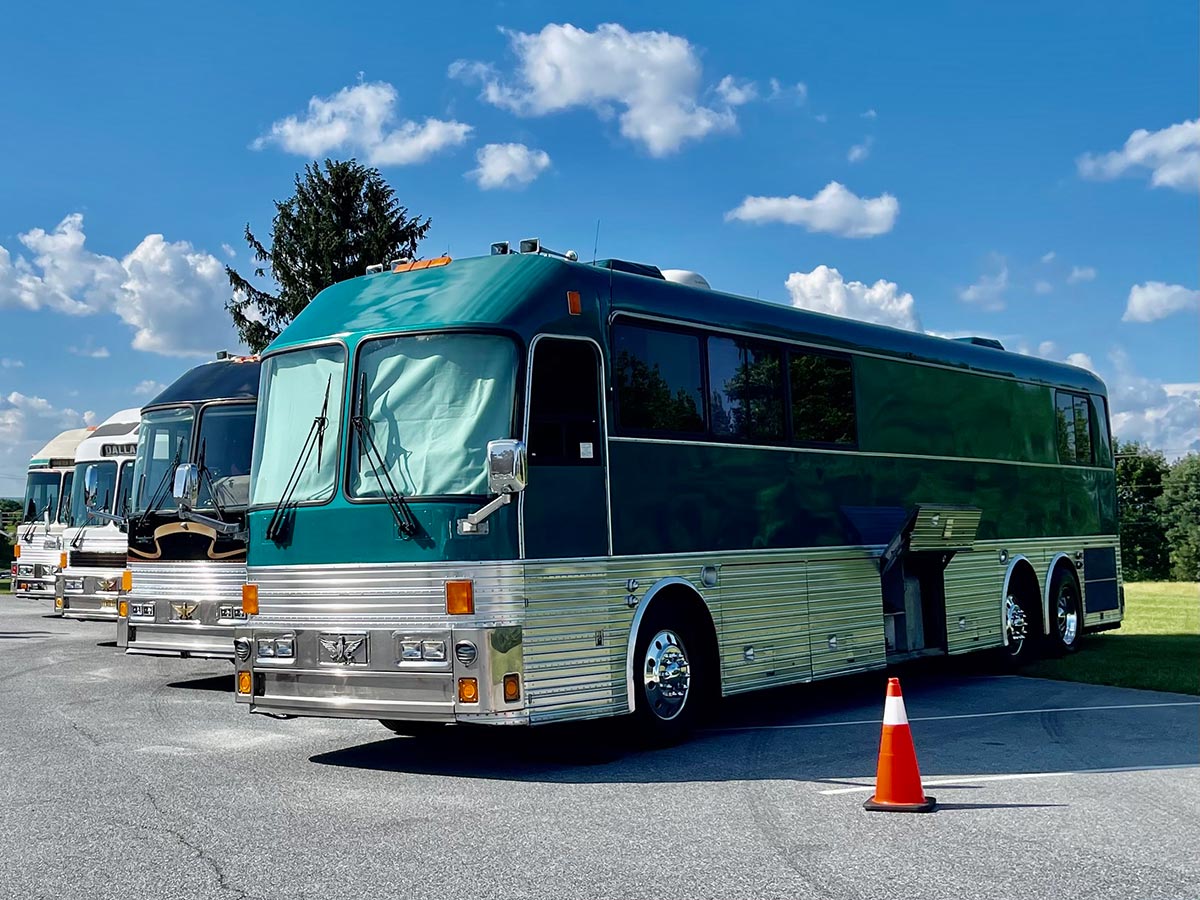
[171,602,198,620]
[319,634,367,666]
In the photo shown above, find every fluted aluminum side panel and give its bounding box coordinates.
[130,561,246,605]
[522,564,624,724]
[248,562,525,629]
[806,553,886,679]
[718,558,810,693]
[943,550,1005,653]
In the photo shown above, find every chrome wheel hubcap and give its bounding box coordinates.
[642,629,691,721]
[1005,594,1028,654]
[1056,587,1078,645]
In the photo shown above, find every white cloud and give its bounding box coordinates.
[847,137,873,163]
[450,23,739,156]
[0,358,23,368]
[725,181,899,238]
[0,392,93,490]
[1041,251,1056,263]
[715,76,757,106]
[1067,265,1096,284]
[959,258,1009,311]
[1037,340,1058,358]
[1034,280,1053,295]
[1077,119,1199,192]
[0,214,243,358]
[767,78,807,103]
[861,108,877,119]
[253,81,472,166]
[1065,352,1095,371]
[1123,281,1200,323]
[468,143,551,190]
[221,243,236,259]
[133,379,167,397]
[68,343,110,359]
[1106,349,1200,459]
[784,265,920,332]
[814,113,828,124]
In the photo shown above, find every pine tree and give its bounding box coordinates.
[1161,453,1200,582]
[226,159,431,353]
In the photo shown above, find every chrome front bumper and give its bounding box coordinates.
[120,618,236,659]
[236,623,526,724]
[58,570,126,621]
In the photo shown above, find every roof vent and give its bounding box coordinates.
[592,259,665,280]
[661,269,711,290]
[953,336,1005,351]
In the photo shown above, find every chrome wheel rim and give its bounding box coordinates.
[1004,594,1028,656]
[642,629,691,721]
[1056,586,1079,646]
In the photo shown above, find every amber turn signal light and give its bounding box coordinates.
[445,580,474,615]
[457,677,479,703]
[13,544,19,559]
[118,599,128,618]
[236,671,253,695]
[503,673,521,702]
[121,570,133,592]
[242,583,259,615]
[59,552,68,569]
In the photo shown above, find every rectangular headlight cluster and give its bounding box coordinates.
[63,578,85,594]
[129,602,156,618]
[17,565,33,577]
[399,639,446,662]
[218,605,249,621]
[256,635,295,659]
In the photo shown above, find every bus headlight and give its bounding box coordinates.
[63,578,84,593]
[255,634,294,660]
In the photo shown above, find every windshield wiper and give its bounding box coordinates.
[266,376,331,543]
[351,373,419,539]
[197,439,230,523]
[21,505,45,542]
[135,439,184,530]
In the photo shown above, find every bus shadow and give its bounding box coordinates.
[166,674,234,693]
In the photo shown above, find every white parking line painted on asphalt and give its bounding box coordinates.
[705,701,1200,733]
[817,763,1200,794]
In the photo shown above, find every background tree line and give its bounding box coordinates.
[1115,442,1199,582]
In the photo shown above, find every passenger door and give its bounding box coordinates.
[522,337,609,559]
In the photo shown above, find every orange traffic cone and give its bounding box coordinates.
[864,677,936,813]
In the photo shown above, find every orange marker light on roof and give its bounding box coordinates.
[445,580,474,615]
[242,583,259,616]
[566,291,581,316]
[393,256,452,273]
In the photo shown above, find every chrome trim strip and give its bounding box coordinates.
[609,434,1113,472]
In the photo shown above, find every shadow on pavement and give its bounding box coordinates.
[0,630,59,639]
[96,640,118,648]
[166,674,233,693]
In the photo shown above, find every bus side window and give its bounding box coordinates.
[790,351,856,445]
[612,323,704,434]
[528,339,601,466]
[708,337,785,442]
[1055,390,1093,464]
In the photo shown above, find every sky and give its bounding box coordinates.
[1,1,1197,491]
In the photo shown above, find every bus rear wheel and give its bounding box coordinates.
[1048,568,1083,655]
[631,608,708,744]
[1003,589,1039,665]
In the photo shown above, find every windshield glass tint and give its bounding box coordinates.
[68,461,117,526]
[58,472,74,524]
[117,461,135,518]
[22,471,61,522]
[250,345,345,508]
[197,405,256,509]
[131,408,194,513]
[349,334,517,498]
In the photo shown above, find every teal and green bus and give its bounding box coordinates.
[234,246,1122,738]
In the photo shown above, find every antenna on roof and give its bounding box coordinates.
[592,219,601,266]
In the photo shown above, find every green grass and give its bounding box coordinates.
[1023,582,1199,695]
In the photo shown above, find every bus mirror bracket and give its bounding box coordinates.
[458,440,527,535]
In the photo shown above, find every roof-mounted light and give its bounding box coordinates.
[519,238,578,262]
[491,241,511,255]
[365,263,385,275]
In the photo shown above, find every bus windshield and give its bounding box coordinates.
[68,460,118,526]
[131,408,194,513]
[22,470,61,523]
[250,344,345,509]
[348,333,517,498]
[197,404,256,509]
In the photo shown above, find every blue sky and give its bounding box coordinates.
[1,1,1197,489]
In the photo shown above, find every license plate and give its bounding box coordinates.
[43,540,57,550]
[101,599,118,610]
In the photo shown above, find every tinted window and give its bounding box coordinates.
[1055,390,1093,465]
[790,352,856,444]
[708,337,785,441]
[613,325,704,433]
[529,339,601,466]
[197,404,256,509]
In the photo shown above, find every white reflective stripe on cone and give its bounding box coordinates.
[883,695,909,726]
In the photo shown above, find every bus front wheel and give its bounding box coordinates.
[1003,588,1040,664]
[631,607,709,743]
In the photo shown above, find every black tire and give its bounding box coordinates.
[630,605,711,745]
[1002,584,1041,666]
[1047,567,1084,655]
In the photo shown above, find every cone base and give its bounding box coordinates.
[864,794,937,813]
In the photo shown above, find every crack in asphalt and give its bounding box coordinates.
[140,789,261,900]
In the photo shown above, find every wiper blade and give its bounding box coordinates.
[266,376,331,543]
[136,440,183,529]
[352,373,419,539]
[197,438,230,523]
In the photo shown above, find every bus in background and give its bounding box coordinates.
[234,243,1121,739]
[117,354,259,659]
[12,427,93,602]
[55,408,140,620]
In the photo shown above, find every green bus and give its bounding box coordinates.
[234,245,1122,739]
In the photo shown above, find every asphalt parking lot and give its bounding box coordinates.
[2,594,1197,900]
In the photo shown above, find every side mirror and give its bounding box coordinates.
[83,465,99,507]
[44,507,51,527]
[172,463,200,511]
[486,440,527,495]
